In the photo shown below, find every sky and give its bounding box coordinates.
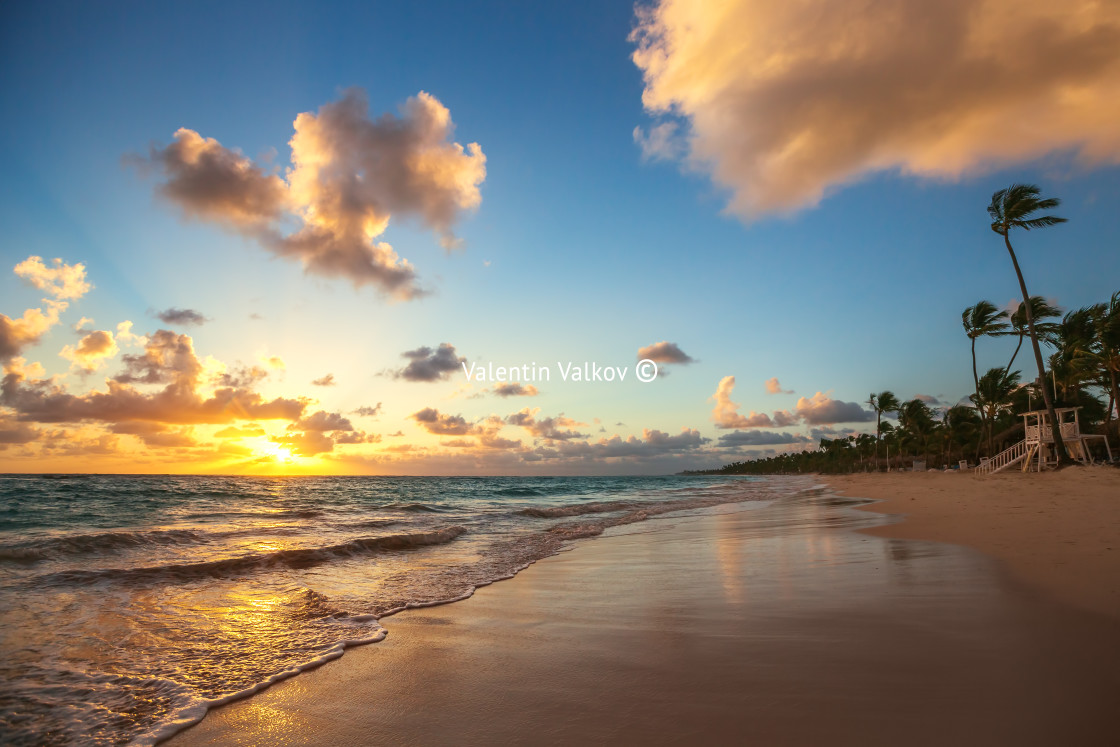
[1,0,1119,474]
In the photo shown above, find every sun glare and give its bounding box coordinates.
[253,440,297,463]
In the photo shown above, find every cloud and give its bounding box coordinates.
[631,0,1120,216]
[155,308,208,326]
[716,430,812,448]
[115,321,147,348]
[14,256,91,300]
[137,89,486,298]
[0,417,39,447]
[354,403,382,417]
[409,408,520,449]
[260,355,286,371]
[765,377,793,395]
[633,121,685,161]
[311,373,336,387]
[214,424,266,439]
[410,407,476,436]
[292,410,353,432]
[914,393,942,405]
[491,382,539,397]
[138,128,289,226]
[60,330,119,373]
[772,410,798,427]
[270,409,371,456]
[333,430,381,445]
[109,421,197,448]
[710,376,778,429]
[3,330,307,425]
[636,341,695,365]
[506,408,587,441]
[809,426,860,441]
[394,343,465,382]
[794,392,875,425]
[272,430,335,457]
[2,256,90,362]
[711,376,803,428]
[539,428,708,459]
[1,301,66,362]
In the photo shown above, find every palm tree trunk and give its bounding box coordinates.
[1004,333,1024,378]
[1107,368,1119,440]
[874,410,881,467]
[987,409,994,456]
[1003,233,1073,467]
[1109,368,1119,424]
[971,337,986,461]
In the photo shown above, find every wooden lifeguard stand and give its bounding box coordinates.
[1021,407,1112,471]
[976,406,1113,474]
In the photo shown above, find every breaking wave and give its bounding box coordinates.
[38,526,467,585]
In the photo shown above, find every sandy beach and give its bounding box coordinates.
[170,473,1120,746]
[832,466,1120,621]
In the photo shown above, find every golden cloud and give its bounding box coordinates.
[138,89,486,298]
[632,0,1120,215]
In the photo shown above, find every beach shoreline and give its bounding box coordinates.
[168,476,1120,746]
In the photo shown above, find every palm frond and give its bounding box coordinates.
[1015,215,1068,230]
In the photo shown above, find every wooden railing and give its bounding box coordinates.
[974,439,1028,475]
[1025,423,1079,443]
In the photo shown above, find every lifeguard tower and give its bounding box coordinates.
[975,407,1113,474]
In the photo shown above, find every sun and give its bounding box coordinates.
[253,439,297,463]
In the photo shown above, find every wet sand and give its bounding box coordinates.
[830,466,1120,621]
[169,486,1120,746]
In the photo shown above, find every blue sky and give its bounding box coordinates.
[2,0,1118,473]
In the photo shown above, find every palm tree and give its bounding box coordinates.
[988,183,1074,466]
[1062,292,1120,432]
[962,301,1009,457]
[1097,292,1120,429]
[942,404,981,465]
[867,390,900,466]
[971,367,1022,456]
[1005,296,1061,377]
[898,398,936,464]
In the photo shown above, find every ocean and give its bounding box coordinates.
[0,474,811,745]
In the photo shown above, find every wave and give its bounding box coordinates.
[517,499,637,518]
[491,487,546,497]
[37,526,467,585]
[383,502,446,513]
[0,525,308,564]
[273,509,324,519]
[0,528,210,563]
[338,519,399,530]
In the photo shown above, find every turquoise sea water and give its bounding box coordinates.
[0,474,811,745]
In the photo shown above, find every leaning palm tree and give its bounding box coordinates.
[962,301,1009,456]
[988,184,1074,466]
[867,390,900,466]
